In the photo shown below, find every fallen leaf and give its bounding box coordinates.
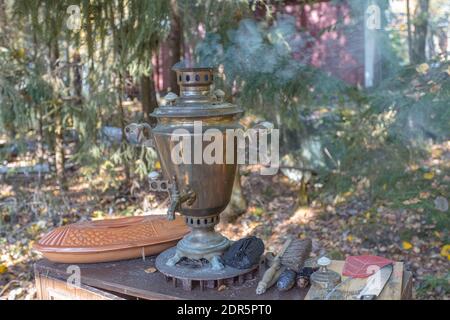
[402,241,413,250]
[430,84,441,93]
[423,172,435,180]
[416,63,429,74]
[419,192,430,199]
[403,198,420,205]
[144,267,157,273]
[431,148,443,158]
[0,264,8,274]
[440,244,450,259]
[218,284,227,292]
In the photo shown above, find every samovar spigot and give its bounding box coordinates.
[166,176,196,221]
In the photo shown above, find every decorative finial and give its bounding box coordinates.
[164,92,178,106]
[214,89,225,102]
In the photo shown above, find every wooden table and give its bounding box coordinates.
[34,257,412,300]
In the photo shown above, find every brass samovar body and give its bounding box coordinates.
[127,66,243,270]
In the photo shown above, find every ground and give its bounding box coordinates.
[0,141,448,299]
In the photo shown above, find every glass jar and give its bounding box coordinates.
[310,257,341,299]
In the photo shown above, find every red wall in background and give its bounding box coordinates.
[153,45,171,93]
[282,0,365,86]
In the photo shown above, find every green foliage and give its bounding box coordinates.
[417,273,450,298]
[0,0,257,190]
[0,2,135,189]
[0,48,28,137]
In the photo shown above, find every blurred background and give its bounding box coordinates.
[0,0,448,299]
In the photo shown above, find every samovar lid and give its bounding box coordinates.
[150,64,243,118]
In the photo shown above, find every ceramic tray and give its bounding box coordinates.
[34,215,188,263]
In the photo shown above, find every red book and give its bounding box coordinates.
[342,255,393,278]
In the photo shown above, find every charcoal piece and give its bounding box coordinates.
[277,269,297,291]
[298,266,318,277]
[297,276,309,288]
[223,236,265,269]
[296,266,318,288]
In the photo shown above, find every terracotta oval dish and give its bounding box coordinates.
[33,215,188,264]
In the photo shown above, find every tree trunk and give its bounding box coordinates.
[166,0,181,93]
[72,51,83,102]
[49,40,67,191]
[118,72,131,186]
[36,107,44,164]
[406,0,413,64]
[54,102,66,190]
[411,0,429,64]
[140,74,158,125]
[0,0,6,44]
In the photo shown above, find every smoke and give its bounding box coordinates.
[196,14,313,85]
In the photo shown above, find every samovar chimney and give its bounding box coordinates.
[175,67,214,99]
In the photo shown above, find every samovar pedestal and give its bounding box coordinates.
[165,214,230,270]
[155,247,260,291]
[155,214,261,291]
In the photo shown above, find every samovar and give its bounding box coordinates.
[126,65,243,270]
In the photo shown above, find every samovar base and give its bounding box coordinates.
[155,247,260,291]
[166,249,227,271]
[166,214,230,270]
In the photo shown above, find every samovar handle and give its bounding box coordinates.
[124,123,155,148]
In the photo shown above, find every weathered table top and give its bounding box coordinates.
[34,258,412,300]
[34,257,308,300]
